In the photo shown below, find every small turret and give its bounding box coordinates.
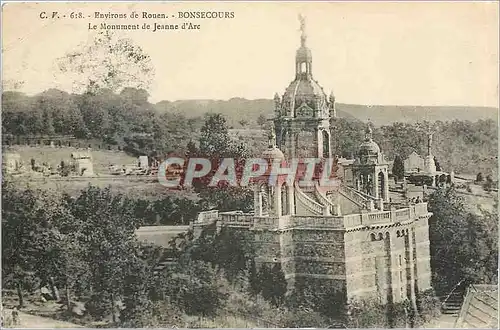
[329,91,337,118]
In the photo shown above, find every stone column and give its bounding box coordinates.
[378,199,384,211]
[288,184,295,215]
[316,129,323,159]
[407,229,419,315]
[275,184,282,217]
[289,131,297,159]
[374,171,379,199]
[384,172,390,202]
[254,185,263,216]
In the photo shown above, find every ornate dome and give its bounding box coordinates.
[358,125,381,156]
[283,78,326,103]
[262,146,285,160]
[359,140,381,155]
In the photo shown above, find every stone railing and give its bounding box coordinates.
[254,216,279,228]
[196,210,219,223]
[338,184,368,209]
[367,211,392,224]
[342,213,363,228]
[290,216,344,229]
[314,183,338,215]
[220,212,254,225]
[294,182,324,215]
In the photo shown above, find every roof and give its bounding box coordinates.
[455,284,498,329]
[283,78,326,103]
[359,139,381,155]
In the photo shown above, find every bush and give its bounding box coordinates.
[346,299,388,328]
[416,289,442,325]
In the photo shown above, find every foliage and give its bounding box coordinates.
[346,298,388,328]
[187,113,254,212]
[166,260,228,317]
[392,154,405,181]
[56,30,154,94]
[258,263,287,307]
[428,187,498,296]
[416,288,442,325]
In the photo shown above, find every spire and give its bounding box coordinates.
[296,14,312,78]
[299,14,307,47]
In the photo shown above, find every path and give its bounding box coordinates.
[420,314,457,329]
[3,309,82,328]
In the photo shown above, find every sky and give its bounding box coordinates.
[2,1,499,107]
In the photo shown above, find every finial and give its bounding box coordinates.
[268,127,277,148]
[365,123,373,141]
[298,14,307,46]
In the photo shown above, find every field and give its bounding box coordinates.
[3,146,199,200]
[5,145,138,174]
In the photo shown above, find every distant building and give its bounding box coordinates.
[404,151,425,173]
[70,152,94,176]
[138,156,149,169]
[2,152,22,174]
[404,133,447,187]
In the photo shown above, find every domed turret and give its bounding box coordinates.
[262,129,285,160]
[359,125,381,155]
[262,146,285,161]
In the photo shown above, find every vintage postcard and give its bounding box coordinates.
[1,1,498,329]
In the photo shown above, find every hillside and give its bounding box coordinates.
[155,98,498,126]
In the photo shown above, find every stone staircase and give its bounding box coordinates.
[152,252,178,275]
[441,290,466,316]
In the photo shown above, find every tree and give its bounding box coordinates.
[167,260,228,317]
[2,182,50,306]
[476,172,484,182]
[57,30,154,94]
[428,187,498,296]
[392,154,405,182]
[259,263,287,307]
[248,258,260,297]
[69,186,141,321]
[256,114,267,127]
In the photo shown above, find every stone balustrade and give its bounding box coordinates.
[290,216,344,229]
[196,210,219,223]
[197,203,430,231]
[220,212,254,225]
[295,183,324,215]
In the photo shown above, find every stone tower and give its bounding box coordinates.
[351,124,390,203]
[273,15,335,159]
